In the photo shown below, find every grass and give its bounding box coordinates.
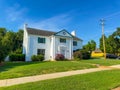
[0,59,120,80]
[0,61,95,80]
[1,69,120,90]
[81,59,120,66]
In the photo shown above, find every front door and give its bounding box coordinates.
[60,47,66,57]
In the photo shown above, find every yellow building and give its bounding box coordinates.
[91,48,104,57]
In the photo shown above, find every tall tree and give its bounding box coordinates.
[112,28,120,54]
[0,28,7,62]
[0,28,24,62]
[0,28,7,40]
[14,29,23,53]
[99,28,120,55]
[83,40,96,53]
[2,31,16,53]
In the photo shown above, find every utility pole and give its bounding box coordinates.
[100,19,106,60]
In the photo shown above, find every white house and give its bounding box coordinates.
[23,24,83,61]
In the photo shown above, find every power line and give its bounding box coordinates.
[103,11,120,20]
[99,11,120,59]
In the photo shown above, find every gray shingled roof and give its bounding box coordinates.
[94,48,102,53]
[73,36,82,41]
[27,28,55,36]
[26,27,82,41]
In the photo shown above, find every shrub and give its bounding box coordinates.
[55,54,65,61]
[31,55,37,61]
[73,50,91,60]
[73,51,82,60]
[82,52,91,59]
[9,54,25,61]
[31,55,44,61]
[37,55,44,61]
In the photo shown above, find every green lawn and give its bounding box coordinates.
[0,59,120,80]
[0,61,96,80]
[81,59,120,66]
[1,69,120,90]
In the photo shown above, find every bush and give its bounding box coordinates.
[73,51,82,60]
[73,50,91,60]
[9,54,25,61]
[82,52,91,59]
[31,55,37,61]
[55,54,65,61]
[31,55,44,61]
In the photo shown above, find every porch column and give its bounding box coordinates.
[51,36,55,60]
[70,38,73,59]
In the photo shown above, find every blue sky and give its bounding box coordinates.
[1,0,120,47]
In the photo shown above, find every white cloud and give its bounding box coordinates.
[24,13,72,31]
[6,3,27,22]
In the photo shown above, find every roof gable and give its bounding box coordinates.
[54,29,73,37]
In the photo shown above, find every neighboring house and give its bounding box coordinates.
[23,24,83,61]
[91,48,104,57]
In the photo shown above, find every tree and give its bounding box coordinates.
[99,28,120,55]
[0,28,24,62]
[0,28,7,62]
[14,29,23,52]
[0,28,7,39]
[0,42,6,62]
[2,31,16,52]
[112,28,120,55]
[83,40,96,53]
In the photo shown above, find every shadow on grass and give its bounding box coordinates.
[0,61,45,73]
[91,57,104,59]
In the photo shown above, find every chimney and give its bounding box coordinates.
[71,30,76,36]
[24,23,28,29]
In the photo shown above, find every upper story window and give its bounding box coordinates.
[60,38,66,43]
[73,41,77,46]
[38,37,46,43]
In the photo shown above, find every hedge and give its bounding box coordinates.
[31,55,44,61]
[9,54,25,61]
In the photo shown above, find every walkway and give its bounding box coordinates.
[0,65,120,87]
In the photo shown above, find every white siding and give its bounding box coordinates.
[73,40,83,51]
[23,29,82,61]
[54,36,72,59]
[25,35,51,61]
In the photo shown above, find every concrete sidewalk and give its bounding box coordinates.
[0,65,120,87]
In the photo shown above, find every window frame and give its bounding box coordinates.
[60,38,66,43]
[38,37,46,43]
[73,41,77,46]
[37,49,45,55]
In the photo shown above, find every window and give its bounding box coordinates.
[37,49,45,55]
[73,41,77,46]
[38,37,46,43]
[60,38,66,43]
